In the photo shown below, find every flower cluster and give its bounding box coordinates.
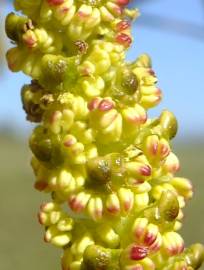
[6,1,204,270]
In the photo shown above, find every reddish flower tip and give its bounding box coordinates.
[98,99,114,111]
[37,212,44,225]
[34,181,47,191]
[107,206,120,214]
[130,245,148,260]
[88,98,100,111]
[144,233,157,246]
[140,165,152,176]
[64,139,75,147]
[68,196,84,213]
[47,0,64,6]
[116,20,131,32]
[116,33,132,47]
[116,0,130,6]
[149,69,156,76]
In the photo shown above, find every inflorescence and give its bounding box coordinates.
[5,0,204,269]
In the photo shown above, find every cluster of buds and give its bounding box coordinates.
[5,1,204,270]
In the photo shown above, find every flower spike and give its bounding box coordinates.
[5,1,204,270]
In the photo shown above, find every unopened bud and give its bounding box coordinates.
[87,156,111,185]
[159,110,178,139]
[162,232,184,256]
[163,152,180,173]
[122,104,147,127]
[116,33,132,47]
[68,192,91,213]
[96,224,120,248]
[158,190,179,222]
[118,188,134,213]
[121,244,148,264]
[143,135,170,162]
[71,234,94,258]
[5,13,28,42]
[87,197,103,221]
[106,193,121,215]
[29,126,64,167]
[81,245,120,270]
[135,54,152,68]
[185,244,204,269]
[171,177,193,200]
[47,0,65,6]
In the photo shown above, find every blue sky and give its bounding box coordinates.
[0,0,204,139]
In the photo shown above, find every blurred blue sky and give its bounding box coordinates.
[0,0,204,139]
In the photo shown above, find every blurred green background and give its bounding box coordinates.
[0,0,204,269]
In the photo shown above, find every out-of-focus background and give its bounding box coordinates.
[0,0,204,269]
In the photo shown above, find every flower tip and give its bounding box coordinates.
[129,245,148,261]
[47,0,64,6]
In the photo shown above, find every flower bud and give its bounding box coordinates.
[48,109,74,133]
[125,161,151,179]
[167,261,188,270]
[71,233,94,258]
[143,135,170,162]
[120,244,148,265]
[49,231,72,247]
[121,69,138,95]
[158,190,179,222]
[47,0,65,6]
[151,183,176,201]
[185,244,204,269]
[22,29,37,48]
[134,193,149,211]
[87,156,111,185]
[118,188,134,213]
[81,245,121,270]
[82,46,111,75]
[132,218,161,251]
[106,193,121,215]
[134,54,152,68]
[6,47,24,72]
[21,83,44,123]
[41,54,79,88]
[57,217,73,232]
[58,169,73,189]
[80,76,105,97]
[100,6,114,22]
[96,224,120,248]
[29,126,65,167]
[89,98,122,143]
[14,0,41,18]
[129,245,148,260]
[38,202,61,225]
[68,192,91,213]
[170,177,193,200]
[44,221,73,247]
[139,86,162,109]
[67,5,101,41]
[5,13,28,42]
[162,152,180,173]
[116,32,132,48]
[159,110,178,139]
[121,104,147,136]
[132,182,152,194]
[87,197,103,221]
[116,20,131,32]
[162,232,184,256]
[63,134,86,164]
